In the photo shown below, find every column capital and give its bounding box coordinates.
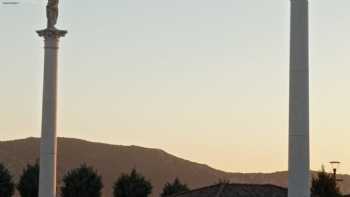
[37,28,67,39]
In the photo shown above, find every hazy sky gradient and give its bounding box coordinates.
[1,0,350,174]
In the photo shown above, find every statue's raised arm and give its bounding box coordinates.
[46,0,59,29]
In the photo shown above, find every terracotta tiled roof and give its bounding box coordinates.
[167,183,287,197]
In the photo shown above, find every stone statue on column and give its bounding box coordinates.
[46,0,59,29]
[37,0,67,38]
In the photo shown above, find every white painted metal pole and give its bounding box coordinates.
[288,0,310,197]
[37,29,66,197]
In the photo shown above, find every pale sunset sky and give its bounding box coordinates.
[1,0,350,174]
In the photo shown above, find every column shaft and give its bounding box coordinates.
[288,0,310,197]
[38,34,61,197]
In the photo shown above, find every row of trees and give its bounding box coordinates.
[0,163,189,197]
[1,162,344,197]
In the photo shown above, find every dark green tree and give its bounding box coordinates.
[17,162,39,197]
[311,166,342,197]
[161,178,189,197]
[61,164,103,197]
[0,163,15,197]
[113,169,152,197]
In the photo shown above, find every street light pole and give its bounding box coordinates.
[330,161,341,183]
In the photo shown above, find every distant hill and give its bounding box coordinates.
[0,137,349,196]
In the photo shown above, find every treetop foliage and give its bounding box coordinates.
[113,168,152,197]
[17,162,39,197]
[311,166,342,197]
[61,163,103,197]
[0,163,15,197]
[161,177,190,197]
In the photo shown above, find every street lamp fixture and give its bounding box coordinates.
[329,161,343,182]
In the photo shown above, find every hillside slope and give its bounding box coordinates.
[0,137,349,196]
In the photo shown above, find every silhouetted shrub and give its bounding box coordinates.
[113,169,152,197]
[161,178,189,197]
[61,163,103,197]
[311,166,342,197]
[17,162,39,197]
[0,163,15,197]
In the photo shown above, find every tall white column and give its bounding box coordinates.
[37,29,66,197]
[288,0,310,197]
